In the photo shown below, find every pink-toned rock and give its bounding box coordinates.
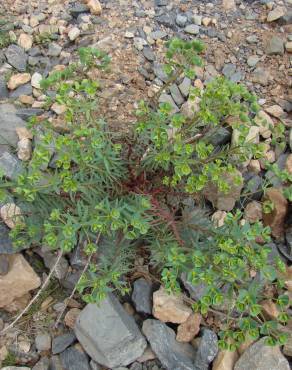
[7,73,31,90]
[262,188,288,238]
[51,102,66,115]
[87,0,102,14]
[18,33,33,50]
[0,254,41,308]
[176,313,202,342]
[260,299,279,320]
[153,286,192,324]
[211,211,227,227]
[16,127,33,140]
[222,0,236,11]
[286,154,292,174]
[244,201,263,223]
[0,203,24,229]
[4,293,31,313]
[265,105,285,118]
[212,350,239,370]
[64,308,81,328]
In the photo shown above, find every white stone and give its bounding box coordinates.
[68,27,80,41]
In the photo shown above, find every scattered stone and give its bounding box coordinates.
[43,252,69,280]
[267,7,285,22]
[51,103,67,115]
[181,98,200,119]
[1,203,23,229]
[7,73,31,90]
[52,332,76,355]
[212,210,227,227]
[70,2,89,17]
[60,346,91,370]
[64,308,81,328]
[212,350,239,370]
[10,83,33,98]
[176,14,188,27]
[285,42,292,52]
[262,188,288,238]
[90,360,102,370]
[247,55,260,67]
[251,68,270,86]
[184,24,200,35]
[31,72,42,89]
[176,313,202,342]
[246,35,258,44]
[68,27,81,41]
[132,278,153,315]
[143,47,155,62]
[18,33,33,51]
[158,94,179,114]
[203,169,243,211]
[153,286,192,324]
[283,335,292,357]
[266,36,284,55]
[5,45,28,72]
[178,77,191,97]
[19,95,34,105]
[234,337,290,370]
[17,138,32,161]
[222,0,236,11]
[244,201,263,223]
[32,356,50,370]
[87,0,102,15]
[169,84,184,106]
[47,42,62,57]
[194,329,218,370]
[35,333,51,352]
[265,105,285,118]
[286,154,292,174]
[0,254,40,308]
[0,152,22,180]
[260,299,279,320]
[254,110,274,138]
[0,255,9,275]
[136,346,156,363]
[142,319,196,370]
[74,294,147,368]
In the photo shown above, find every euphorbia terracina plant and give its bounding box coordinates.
[1,38,290,350]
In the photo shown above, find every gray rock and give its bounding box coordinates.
[247,55,260,67]
[170,84,184,106]
[158,94,179,114]
[222,63,236,78]
[155,0,168,5]
[60,346,90,370]
[246,35,258,44]
[149,31,168,40]
[74,294,147,368]
[156,14,175,29]
[52,332,76,355]
[184,24,200,35]
[252,67,270,86]
[16,108,44,121]
[265,153,289,188]
[130,363,143,370]
[230,71,244,83]
[266,36,284,55]
[132,278,153,315]
[49,355,64,370]
[142,319,197,370]
[178,77,191,98]
[289,128,292,151]
[0,254,9,275]
[90,360,102,370]
[176,15,188,27]
[0,152,22,180]
[69,2,89,17]
[32,357,50,370]
[43,252,69,280]
[143,47,155,62]
[153,62,168,82]
[208,127,231,146]
[234,337,290,370]
[278,10,292,25]
[0,104,26,154]
[35,333,51,351]
[9,83,32,98]
[181,272,207,301]
[70,242,87,268]
[0,76,9,99]
[5,44,28,72]
[193,329,218,370]
[47,42,62,57]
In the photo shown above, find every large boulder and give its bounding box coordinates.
[74,294,147,368]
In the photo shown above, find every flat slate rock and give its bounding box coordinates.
[5,44,28,72]
[132,277,153,315]
[0,152,23,180]
[60,346,91,370]
[142,319,197,370]
[74,294,147,368]
[52,332,76,355]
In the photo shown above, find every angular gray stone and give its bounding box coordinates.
[181,272,207,301]
[0,152,22,180]
[169,84,184,106]
[47,42,62,57]
[60,346,90,370]
[74,294,147,368]
[132,278,153,315]
[222,63,236,78]
[90,360,102,370]
[266,36,284,55]
[0,254,9,275]
[184,24,200,35]
[158,94,179,114]
[0,76,9,99]
[142,319,197,370]
[234,337,290,370]
[153,62,168,83]
[35,333,51,351]
[49,355,64,370]
[176,14,188,27]
[69,2,89,17]
[9,83,33,98]
[43,252,69,280]
[32,357,50,370]
[193,329,218,370]
[143,47,155,62]
[178,77,191,98]
[52,332,76,355]
[5,44,28,72]
[0,104,26,155]
[16,108,44,121]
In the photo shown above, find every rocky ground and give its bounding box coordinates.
[0,0,291,369]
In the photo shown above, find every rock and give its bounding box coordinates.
[178,77,191,97]
[52,332,76,355]
[132,278,153,315]
[212,350,239,370]
[7,73,31,90]
[16,127,34,140]
[153,62,168,83]
[32,357,50,370]
[10,83,33,98]
[251,68,270,86]
[285,42,292,52]
[184,24,200,35]
[0,254,40,308]
[0,203,23,229]
[244,201,263,223]
[176,14,188,27]
[5,45,28,72]
[60,346,91,370]
[286,154,292,174]
[51,103,66,115]
[47,43,62,57]
[18,33,33,51]
[17,138,32,161]
[0,76,9,100]
[142,319,196,370]
[267,7,285,22]
[19,95,34,105]
[143,47,155,62]
[181,272,207,301]
[90,360,102,370]
[283,335,292,357]
[158,94,179,114]
[0,152,22,181]
[170,84,184,106]
[203,169,243,211]
[70,2,89,17]
[74,294,147,368]
[152,286,192,324]
[136,346,156,363]
[222,64,236,79]
[254,110,274,138]
[260,299,279,320]
[265,105,285,118]
[176,313,201,343]
[64,308,81,328]
[0,255,9,275]
[234,337,290,370]
[35,333,51,351]
[87,0,102,15]
[68,27,81,41]
[262,188,288,238]
[194,329,218,370]
[266,36,284,55]
[43,252,69,280]
[4,292,30,313]
[222,0,236,11]
[246,35,258,44]
[212,211,227,227]
[247,55,259,67]
[181,98,200,119]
